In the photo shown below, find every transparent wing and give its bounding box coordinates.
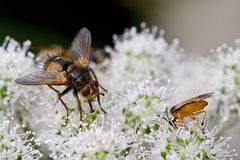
[173,92,213,111]
[175,100,208,113]
[15,71,68,85]
[193,92,214,101]
[71,27,91,67]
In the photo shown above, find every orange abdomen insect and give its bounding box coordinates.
[171,100,207,120]
[161,92,213,132]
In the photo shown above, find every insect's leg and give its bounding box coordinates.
[177,128,182,135]
[193,110,207,135]
[89,68,108,93]
[50,85,72,111]
[97,95,107,114]
[193,110,206,126]
[99,85,108,93]
[48,85,60,93]
[190,115,206,136]
[57,86,72,101]
[159,112,177,129]
[48,85,69,124]
[175,120,183,135]
[176,114,185,128]
[88,101,95,113]
[99,93,105,96]
[161,116,174,128]
[166,111,177,129]
[176,114,186,134]
[73,90,83,127]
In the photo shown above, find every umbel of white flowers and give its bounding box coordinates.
[0,24,238,160]
[0,120,42,159]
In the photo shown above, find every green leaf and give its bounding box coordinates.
[94,149,109,160]
[144,125,151,134]
[17,155,23,160]
[234,73,240,85]
[165,143,171,150]
[0,85,7,100]
[153,123,160,131]
[161,152,167,159]
[144,95,151,108]
[137,94,145,99]
[176,137,184,143]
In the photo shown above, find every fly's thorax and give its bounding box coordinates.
[69,67,92,89]
[81,81,99,101]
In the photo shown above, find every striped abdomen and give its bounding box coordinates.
[39,54,73,72]
[81,81,99,101]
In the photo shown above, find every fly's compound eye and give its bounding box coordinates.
[170,106,176,113]
[82,86,90,97]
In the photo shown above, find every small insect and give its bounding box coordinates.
[161,92,213,130]
[33,40,109,64]
[15,27,107,126]
[33,44,70,58]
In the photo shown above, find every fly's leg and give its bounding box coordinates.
[88,101,95,113]
[89,68,107,114]
[97,95,106,114]
[48,85,70,125]
[55,87,72,104]
[192,110,207,135]
[176,114,186,135]
[193,110,206,126]
[74,90,83,128]
[99,93,105,96]
[89,68,108,93]
[190,115,206,137]
[99,85,108,93]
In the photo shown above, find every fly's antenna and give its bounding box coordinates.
[157,109,176,129]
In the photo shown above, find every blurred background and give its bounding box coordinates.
[1,0,240,55]
[1,0,240,155]
[0,0,134,49]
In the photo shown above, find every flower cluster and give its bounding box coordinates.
[209,42,240,124]
[37,78,237,160]
[0,37,43,122]
[0,120,42,159]
[0,36,61,133]
[0,24,238,159]
[104,23,183,90]
[147,125,237,160]
[39,121,134,160]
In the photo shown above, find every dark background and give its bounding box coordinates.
[2,0,239,55]
[0,0,137,48]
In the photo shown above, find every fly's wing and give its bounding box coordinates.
[71,27,91,68]
[15,71,68,85]
[193,92,214,100]
[171,92,213,112]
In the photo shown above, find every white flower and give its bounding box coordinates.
[0,25,238,159]
[103,23,184,91]
[0,36,58,131]
[106,78,172,133]
[171,57,219,100]
[134,121,237,160]
[209,42,240,123]
[39,121,133,160]
[0,120,42,159]
[0,37,39,118]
